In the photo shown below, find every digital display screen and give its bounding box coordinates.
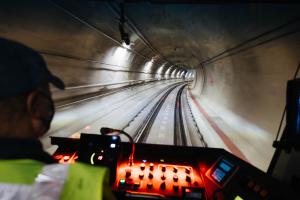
[210,159,236,185]
[219,161,232,172]
[185,192,203,198]
[183,188,205,199]
[212,168,225,183]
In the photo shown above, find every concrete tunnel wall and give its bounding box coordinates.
[0,0,184,104]
[192,27,300,170]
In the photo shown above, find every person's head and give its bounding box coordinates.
[0,38,65,138]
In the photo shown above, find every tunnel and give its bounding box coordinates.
[0,1,300,198]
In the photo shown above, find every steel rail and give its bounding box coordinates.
[174,84,188,146]
[133,83,184,142]
[183,87,207,147]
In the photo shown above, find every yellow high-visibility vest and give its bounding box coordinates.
[0,159,116,200]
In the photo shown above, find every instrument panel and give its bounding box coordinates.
[51,134,296,200]
[115,161,205,198]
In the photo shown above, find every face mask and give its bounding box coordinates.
[36,91,55,132]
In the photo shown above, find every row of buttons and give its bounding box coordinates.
[119,179,180,191]
[139,163,191,174]
[247,180,269,198]
[126,169,191,182]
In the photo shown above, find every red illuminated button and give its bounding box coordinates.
[173,174,178,182]
[147,182,153,189]
[148,173,153,179]
[125,168,131,178]
[173,184,179,191]
[162,165,166,172]
[160,182,166,190]
[140,163,146,171]
[139,172,144,179]
[173,166,178,173]
[63,156,70,160]
[185,167,191,174]
[186,175,191,183]
[161,174,166,180]
[149,163,154,171]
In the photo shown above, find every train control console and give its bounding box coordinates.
[51,132,296,200]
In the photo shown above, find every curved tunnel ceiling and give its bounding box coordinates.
[118,2,300,69]
[2,1,299,77]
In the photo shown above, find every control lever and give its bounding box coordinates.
[100,127,135,166]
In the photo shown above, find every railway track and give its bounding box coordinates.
[127,82,206,147]
[174,84,188,146]
[182,87,207,147]
[132,84,180,142]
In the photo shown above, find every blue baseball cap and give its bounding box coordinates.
[0,38,65,98]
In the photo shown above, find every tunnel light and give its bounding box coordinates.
[180,71,185,78]
[185,72,190,79]
[114,46,128,59]
[176,70,182,78]
[165,67,172,75]
[156,63,166,79]
[184,70,195,80]
[144,58,155,73]
[157,64,165,75]
[165,66,174,78]
[113,46,130,66]
[171,68,178,78]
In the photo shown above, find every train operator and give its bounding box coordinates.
[0,37,115,200]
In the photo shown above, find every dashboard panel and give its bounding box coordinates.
[51,134,295,200]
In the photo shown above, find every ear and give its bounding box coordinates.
[26,91,48,137]
[26,91,43,118]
